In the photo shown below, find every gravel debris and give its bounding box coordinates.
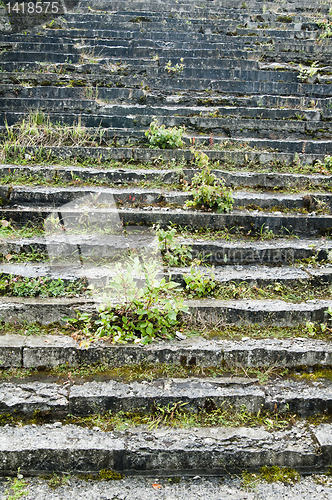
[0,475,331,500]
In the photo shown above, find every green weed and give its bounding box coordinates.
[145,118,185,149]
[3,471,28,500]
[185,151,234,213]
[65,257,188,344]
[156,225,192,266]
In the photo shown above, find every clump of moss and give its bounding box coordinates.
[277,15,293,23]
[98,469,123,480]
[0,413,15,425]
[243,466,300,488]
[77,470,123,481]
[260,465,300,484]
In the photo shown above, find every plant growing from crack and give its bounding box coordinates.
[65,256,188,344]
[297,62,319,83]
[145,118,185,149]
[185,150,234,213]
[164,58,185,74]
[3,470,28,500]
[155,224,192,266]
[184,266,217,297]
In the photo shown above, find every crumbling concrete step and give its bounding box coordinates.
[0,164,181,185]
[185,238,332,265]
[2,85,327,112]
[1,334,331,369]
[0,295,330,327]
[0,378,264,416]
[3,142,329,163]
[170,265,332,287]
[1,163,332,191]
[0,423,329,475]
[0,99,321,122]
[0,378,332,418]
[0,235,330,265]
[1,262,332,289]
[3,185,332,212]
[1,206,332,237]
[2,72,331,98]
[4,111,331,141]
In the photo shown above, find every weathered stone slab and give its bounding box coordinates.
[0,382,68,416]
[0,335,327,369]
[0,423,325,474]
[0,334,23,368]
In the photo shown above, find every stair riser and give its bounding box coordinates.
[0,422,329,475]
[2,332,332,369]
[1,165,332,191]
[1,381,331,418]
[0,298,330,328]
[0,240,326,265]
[3,73,332,98]
[2,113,331,140]
[0,99,321,122]
[1,209,331,237]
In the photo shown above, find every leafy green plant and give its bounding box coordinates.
[147,401,189,429]
[317,18,332,39]
[259,223,275,240]
[297,62,319,82]
[46,473,71,489]
[184,267,217,297]
[145,118,185,149]
[315,155,332,172]
[156,225,192,266]
[185,151,234,213]
[0,275,88,298]
[3,470,28,500]
[66,257,188,344]
[164,58,184,74]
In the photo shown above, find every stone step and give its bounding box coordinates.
[34,26,317,42]
[0,55,262,72]
[0,29,327,46]
[1,234,331,265]
[0,33,276,50]
[1,184,332,211]
[2,111,332,141]
[85,0,327,11]
[0,295,330,326]
[1,334,331,369]
[2,142,330,161]
[0,422,330,475]
[63,9,312,20]
[0,52,305,82]
[0,378,331,418]
[1,262,332,289]
[2,85,329,111]
[1,206,332,238]
[1,164,332,191]
[2,73,331,99]
[3,35,330,62]
[0,99,322,122]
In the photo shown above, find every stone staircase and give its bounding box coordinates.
[0,0,332,495]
